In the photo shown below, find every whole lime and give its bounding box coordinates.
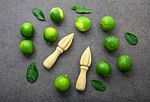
[103,35,119,52]
[117,55,132,73]
[20,22,34,39]
[54,75,71,92]
[96,61,111,77]
[100,16,116,32]
[74,16,91,32]
[19,40,34,55]
[43,27,58,43]
[50,7,64,23]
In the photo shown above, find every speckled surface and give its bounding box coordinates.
[0,0,150,102]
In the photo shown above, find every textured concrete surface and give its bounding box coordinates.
[0,0,150,102]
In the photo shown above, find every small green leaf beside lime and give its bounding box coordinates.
[71,5,92,14]
[125,32,138,45]
[32,8,46,21]
[91,80,106,92]
[26,62,38,83]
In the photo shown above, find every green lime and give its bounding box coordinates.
[117,55,132,73]
[74,16,91,32]
[96,61,111,77]
[43,27,58,43]
[103,35,119,52]
[20,22,34,39]
[50,7,64,23]
[19,40,34,55]
[100,16,116,32]
[54,75,71,92]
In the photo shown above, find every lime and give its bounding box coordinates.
[43,27,58,43]
[117,55,132,73]
[20,22,34,39]
[103,35,119,52]
[19,40,34,55]
[50,7,64,23]
[74,16,91,32]
[100,16,116,32]
[96,61,111,77]
[54,75,71,92]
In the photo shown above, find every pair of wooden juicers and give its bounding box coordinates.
[43,33,92,91]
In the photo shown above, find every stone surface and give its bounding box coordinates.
[0,0,150,102]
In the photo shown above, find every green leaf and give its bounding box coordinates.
[125,32,138,45]
[26,62,38,83]
[91,80,106,92]
[71,5,92,14]
[32,8,46,21]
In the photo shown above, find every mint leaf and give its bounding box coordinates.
[26,62,38,83]
[32,8,46,21]
[71,5,92,14]
[125,32,138,45]
[91,80,106,92]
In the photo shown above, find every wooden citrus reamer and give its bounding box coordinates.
[43,33,74,69]
[76,47,92,91]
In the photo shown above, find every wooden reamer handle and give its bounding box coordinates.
[43,47,63,69]
[76,66,88,91]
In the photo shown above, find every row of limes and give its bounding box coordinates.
[19,7,132,92]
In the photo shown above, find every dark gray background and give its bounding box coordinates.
[0,0,150,102]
